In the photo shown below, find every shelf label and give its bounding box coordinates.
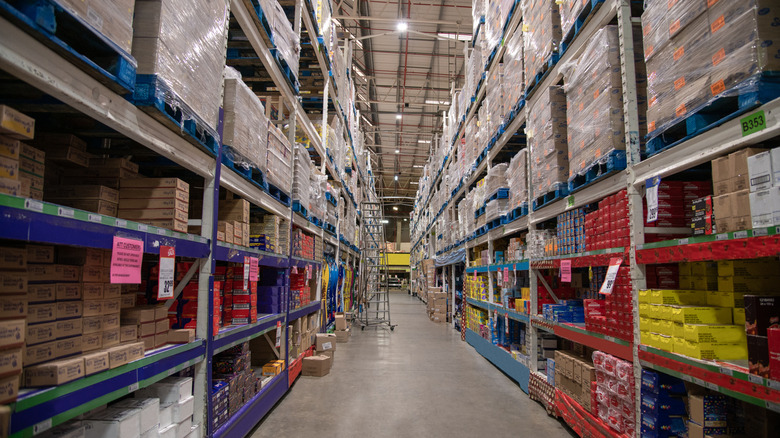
[646,177,661,223]
[157,246,176,300]
[565,195,575,210]
[116,219,127,228]
[754,227,769,237]
[110,236,144,284]
[33,419,52,435]
[187,234,195,241]
[719,366,734,377]
[157,228,167,236]
[505,313,509,334]
[128,382,139,392]
[250,257,259,282]
[767,380,780,391]
[740,110,766,137]
[57,207,74,218]
[705,382,718,391]
[275,321,282,348]
[24,199,43,212]
[767,401,780,412]
[678,238,689,245]
[749,374,763,385]
[561,260,572,282]
[599,258,623,295]
[88,213,102,223]
[692,377,705,387]
[734,230,749,239]
[168,367,176,376]
[717,233,729,241]
[243,257,251,292]
[138,224,148,232]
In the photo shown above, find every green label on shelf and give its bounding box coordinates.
[740,110,766,136]
[566,195,575,210]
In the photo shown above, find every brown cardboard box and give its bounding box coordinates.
[155,319,168,334]
[126,341,144,361]
[82,300,103,317]
[46,147,90,168]
[315,333,337,352]
[82,316,102,334]
[33,133,84,151]
[19,143,44,164]
[26,302,53,323]
[118,207,188,222]
[103,284,121,299]
[0,156,19,181]
[107,344,131,368]
[121,307,156,324]
[118,198,188,212]
[218,199,250,223]
[301,355,332,377]
[56,336,82,357]
[0,176,20,196]
[335,329,350,343]
[121,177,188,192]
[103,313,119,330]
[25,340,56,366]
[102,328,120,348]
[58,247,105,267]
[82,283,103,300]
[145,219,187,233]
[56,283,82,301]
[0,105,34,140]
[83,350,109,375]
[46,185,119,204]
[731,148,768,192]
[82,332,102,352]
[0,271,26,294]
[119,187,188,203]
[140,334,154,351]
[120,294,135,309]
[26,245,54,263]
[56,318,82,338]
[154,332,167,348]
[103,298,120,314]
[138,322,155,337]
[26,322,55,346]
[0,374,19,404]
[56,301,83,319]
[0,319,24,349]
[0,348,22,377]
[120,325,137,343]
[0,136,20,160]
[27,264,80,282]
[168,329,195,344]
[0,247,25,269]
[68,197,118,216]
[27,283,55,303]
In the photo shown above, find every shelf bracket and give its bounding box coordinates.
[534,270,560,304]
[264,332,280,358]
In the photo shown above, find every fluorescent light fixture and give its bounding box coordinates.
[395,149,400,154]
[424,99,450,105]
[394,175,399,181]
[397,21,408,32]
[396,114,402,120]
[382,219,389,224]
[410,181,419,185]
[413,165,424,168]
[418,140,431,144]
[393,206,399,211]
[437,32,470,41]
[404,218,408,221]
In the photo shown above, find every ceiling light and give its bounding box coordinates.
[396,114,402,120]
[418,140,431,144]
[437,32,471,41]
[425,100,450,105]
[410,181,419,185]
[393,206,399,211]
[381,219,389,224]
[397,22,408,32]
[394,175,399,181]
[413,165,424,168]
[395,149,400,154]
[404,218,408,221]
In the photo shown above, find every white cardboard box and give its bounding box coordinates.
[113,398,160,435]
[159,402,174,428]
[748,151,773,192]
[749,186,780,228]
[83,407,141,438]
[171,395,194,424]
[141,427,159,438]
[135,377,192,404]
[184,424,200,438]
[772,148,780,187]
[158,424,176,438]
[175,418,192,438]
[39,421,85,438]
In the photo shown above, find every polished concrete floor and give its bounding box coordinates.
[250,292,574,437]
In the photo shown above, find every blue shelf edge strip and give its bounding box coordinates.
[465,329,529,393]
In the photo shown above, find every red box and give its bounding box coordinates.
[769,327,780,381]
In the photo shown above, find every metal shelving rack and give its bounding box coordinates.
[0,0,374,436]
[408,0,780,429]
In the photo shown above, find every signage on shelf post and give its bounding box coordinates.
[561,259,572,282]
[157,246,176,299]
[599,258,623,295]
[646,176,660,223]
[243,257,250,291]
[275,321,282,348]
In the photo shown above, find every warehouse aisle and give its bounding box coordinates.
[250,292,573,437]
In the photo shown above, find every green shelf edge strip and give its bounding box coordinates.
[637,227,779,250]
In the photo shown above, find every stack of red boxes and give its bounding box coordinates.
[289,269,310,310]
[537,274,575,314]
[646,264,678,289]
[644,181,710,242]
[292,228,315,259]
[169,262,220,336]
[231,264,257,325]
[584,190,629,251]
[584,265,633,342]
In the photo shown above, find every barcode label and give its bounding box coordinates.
[754,228,768,236]
[646,177,660,223]
[749,374,763,384]
[25,199,43,212]
[734,230,748,239]
[88,214,101,223]
[33,419,52,435]
[717,233,729,240]
[678,238,689,245]
[128,382,139,392]
[116,219,127,228]
[57,207,74,218]
[138,224,148,232]
[720,367,733,377]
[692,377,705,386]
[157,228,167,235]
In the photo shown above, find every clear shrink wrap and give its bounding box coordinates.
[484,163,509,201]
[641,0,708,62]
[503,28,524,110]
[266,123,293,194]
[485,0,511,53]
[293,144,312,211]
[223,66,269,173]
[563,26,624,180]
[132,0,229,131]
[309,171,326,221]
[485,64,505,138]
[644,0,780,140]
[486,198,509,221]
[506,150,528,209]
[528,86,568,197]
[523,0,562,86]
[473,0,485,34]
[57,0,136,54]
[559,0,585,41]
[259,0,301,80]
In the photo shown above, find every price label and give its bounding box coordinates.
[275,321,282,348]
[692,377,705,387]
[734,230,748,239]
[157,246,176,299]
[157,228,167,235]
[138,224,148,232]
[116,219,127,228]
[505,313,509,335]
[705,382,718,391]
[740,110,766,137]
[187,234,195,241]
[306,266,312,280]
[24,199,43,212]
[503,267,509,283]
[496,271,502,287]
[646,176,660,223]
[561,259,572,282]
[128,382,139,392]
[599,258,623,295]
[243,257,250,291]
[767,380,780,391]
[717,233,729,241]
[719,366,734,377]
[749,374,763,385]
[473,270,477,280]
[766,401,780,412]
[250,257,259,282]
[57,207,74,218]
[33,419,52,435]
[88,213,102,223]
[754,227,769,237]
[678,238,689,245]
[566,195,575,210]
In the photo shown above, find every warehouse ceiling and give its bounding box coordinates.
[333,0,472,215]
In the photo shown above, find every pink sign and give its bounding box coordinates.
[249,257,259,282]
[561,260,572,282]
[110,236,144,284]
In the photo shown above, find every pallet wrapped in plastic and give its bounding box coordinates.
[485,64,505,139]
[132,0,229,131]
[259,0,300,80]
[644,0,780,141]
[641,0,708,62]
[266,123,292,194]
[486,198,509,221]
[223,66,269,173]
[293,144,312,210]
[485,0,513,54]
[522,0,562,86]
[504,28,524,110]
[506,149,528,209]
[309,171,326,221]
[484,163,509,203]
[473,0,485,33]
[528,86,568,197]
[563,26,624,181]
[57,0,135,54]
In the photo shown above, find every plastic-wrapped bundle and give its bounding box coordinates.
[559,0,594,41]
[314,0,331,36]
[58,0,135,54]
[484,163,509,202]
[503,27,524,109]
[644,0,780,141]
[528,86,568,197]
[259,0,300,80]
[522,0,562,86]
[506,150,528,209]
[563,26,624,180]
[473,0,485,33]
[485,198,509,221]
[484,0,503,54]
[485,64,505,137]
[132,0,229,131]
[293,144,312,210]
[266,123,292,194]
[641,0,708,62]
[309,171,325,221]
[223,67,269,173]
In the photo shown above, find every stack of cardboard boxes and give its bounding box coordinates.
[119,177,190,233]
[426,287,448,323]
[121,305,170,352]
[217,199,250,247]
[250,215,289,255]
[528,86,568,198]
[747,148,780,229]
[553,349,597,413]
[334,312,350,343]
[303,328,334,377]
[134,376,197,438]
[712,148,765,233]
[0,105,35,198]
[0,245,25,404]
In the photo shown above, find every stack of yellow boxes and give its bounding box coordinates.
[0,105,35,197]
[466,306,488,333]
[638,260,770,360]
[515,287,531,314]
[465,275,488,301]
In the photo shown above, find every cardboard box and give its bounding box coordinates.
[26,283,54,303]
[103,313,120,330]
[0,105,34,140]
[750,186,780,228]
[0,347,22,377]
[745,295,780,336]
[26,264,80,282]
[748,151,773,192]
[56,283,82,301]
[82,332,102,352]
[82,316,103,334]
[26,322,55,346]
[0,271,26,294]
[335,329,350,343]
[731,148,768,192]
[26,302,54,323]
[103,328,120,348]
[26,244,54,263]
[83,350,109,375]
[46,147,90,168]
[301,354,332,377]
[261,360,285,376]
[57,300,83,319]
[0,246,25,269]
[218,199,250,223]
[121,307,157,324]
[168,329,195,344]
[56,335,82,357]
[83,407,141,438]
[315,333,336,352]
[0,136,20,160]
[120,325,138,342]
[120,178,189,193]
[25,340,56,366]
[56,318,83,338]
[119,187,189,203]
[0,374,19,404]
[112,398,160,435]
[47,185,120,204]
[23,356,84,386]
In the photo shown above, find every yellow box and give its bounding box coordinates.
[673,322,685,339]
[656,334,673,352]
[638,304,653,318]
[717,259,776,277]
[690,262,718,277]
[657,319,675,337]
[638,289,652,304]
[640,330,652,345]
[521,288,530,299]
[733,308,746,326]
[717,276,775,293]
[262,360,285,376]
[706,291,745,308]
[678,276,692,290]
[639,316,653,331]
[678,263,692,277]
[669,306,733,324]
[650,289,706,306]
[683,324,746,344]
[0,105,34,140]
[656,305,674,321]
[673,337,688,355]
[689,276,718,291]
[683,340,748,361]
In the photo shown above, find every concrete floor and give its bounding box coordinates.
[250,292,574,438]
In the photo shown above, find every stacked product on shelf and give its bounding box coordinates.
[426,287,448,323]
[250,214,289,255]
[640,369,688,438]
[289,268,311,311]
[505,150,528,215]
[118,177,190,233]
[503,26,524,112]
[223,66,269,176]
[528,86,568,201]
[592,351,636,436]
[585,190,630,250]
[212,342,265,426]
[747,148,780,229]
[0,107,36,198]
[643,180,711,242]
[556,208,586,255]
[259,0,301,81]
[713,148,765,233]
[292,144,312,213]
[554,348,597,413]
[57,0,136,54]
[522,0,561,92]
[266,123,293,196]
[135,376,197,438]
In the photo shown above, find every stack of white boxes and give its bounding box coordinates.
[747,149,780,228]
[134,377,198,438]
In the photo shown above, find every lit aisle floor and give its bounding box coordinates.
[250,292,574,437]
